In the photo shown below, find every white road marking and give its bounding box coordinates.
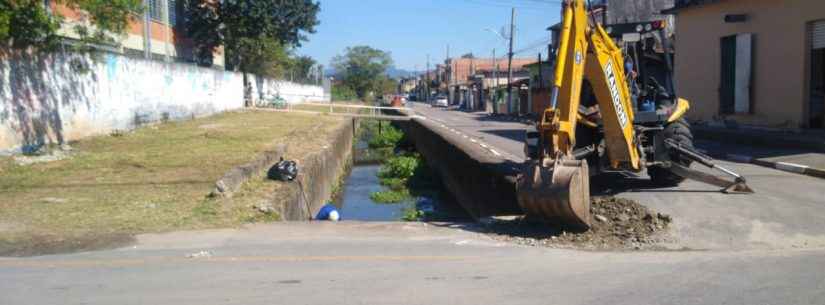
[776,162,809,174]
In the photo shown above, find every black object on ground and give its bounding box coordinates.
[268,159,298,181]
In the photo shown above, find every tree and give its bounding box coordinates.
[331,46,393,98]
[233,36,292,78]
[289,55,316,82]
[378,77,398,96]
[0,0,143,50]
[184,0,321,73]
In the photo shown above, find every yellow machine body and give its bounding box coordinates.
[520,0,657,228]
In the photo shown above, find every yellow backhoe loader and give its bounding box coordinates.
[517,0,753,229]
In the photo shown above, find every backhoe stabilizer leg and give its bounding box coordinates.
[663,139,755,194]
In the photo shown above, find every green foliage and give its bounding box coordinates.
[378,155,420,181]
[332,46,394,98]
[0,1,60,49]
[290,55,317,82]
[332,84,358,101]
[369,189,410,204]
[401,207,424,222]
[367,124,404,149]
[0,0,142,50]
[184,0,320,73]
[233,36,292,77]
[70,0,143,48]
[378,77,399,96]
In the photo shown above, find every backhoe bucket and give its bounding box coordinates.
[517,160,592,229]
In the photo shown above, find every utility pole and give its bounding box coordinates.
[447,44,451,104]
[143,0,151,60]
[161,0,171,62]
[493,48,499,114]
[506,7,516,114]
[426,54,430,102]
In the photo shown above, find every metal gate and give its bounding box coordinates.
[813,20,825,50]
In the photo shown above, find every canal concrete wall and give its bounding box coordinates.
[402,117,523,218]
[279,118,355,220]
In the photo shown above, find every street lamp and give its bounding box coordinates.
[484,27,510,114]
[484,28,509,41]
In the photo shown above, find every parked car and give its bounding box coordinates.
[433,95,448,107]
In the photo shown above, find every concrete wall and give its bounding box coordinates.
[402,118,523,219]
[279,119,354,221]
[0,51,328,153]
[248,76,330,105]
[674,0,825,128]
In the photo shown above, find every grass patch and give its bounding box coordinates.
[369,189,411,204]
[0,110,343,255]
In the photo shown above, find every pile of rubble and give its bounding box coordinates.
[482,197,672,250]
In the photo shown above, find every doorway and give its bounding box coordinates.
[720,34,753,116]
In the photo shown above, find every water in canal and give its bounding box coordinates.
[337,164,415,221]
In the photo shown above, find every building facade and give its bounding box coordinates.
[49,0,225,67]
[669,0,825,128]
[443,57,536,111]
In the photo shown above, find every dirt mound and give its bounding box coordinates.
[481,197,672,250]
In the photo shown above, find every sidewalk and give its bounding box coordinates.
[694,125,825,179]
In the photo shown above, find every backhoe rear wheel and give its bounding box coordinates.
[648,119,694,186]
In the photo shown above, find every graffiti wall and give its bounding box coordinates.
[0,52,327,153]
[247,75,331,105]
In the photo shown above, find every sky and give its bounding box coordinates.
[297,0,563,73]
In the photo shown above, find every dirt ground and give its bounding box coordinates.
[482,197,672,251]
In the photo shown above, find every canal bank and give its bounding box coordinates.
[400,117,524,219]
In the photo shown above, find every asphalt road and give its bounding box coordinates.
[410,102,825,251]
[2,103,825,305]
[2,222,824,305]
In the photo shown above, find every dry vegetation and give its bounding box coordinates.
[0,110,343,256]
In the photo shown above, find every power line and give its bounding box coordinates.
[457,0,558,11]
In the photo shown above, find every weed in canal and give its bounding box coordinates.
[368,124,404,149]
[369,189,411,203]
[370,153,434,204]
[365,122,405,149]
[401,207,425,221]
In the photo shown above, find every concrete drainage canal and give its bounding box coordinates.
[333,120,470,222]
[303,117,673,251]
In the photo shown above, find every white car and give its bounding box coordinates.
[433,96,449,107]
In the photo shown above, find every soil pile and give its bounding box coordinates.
[482,197,672,250]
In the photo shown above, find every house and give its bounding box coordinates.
[523,60,554,116]
[666,0,825,128]
[596,0,675,25]
[48,0,225,67]
[399,77,419,94]
[443,57,536,112]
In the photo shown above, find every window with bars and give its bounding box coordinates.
[146,0,178,26]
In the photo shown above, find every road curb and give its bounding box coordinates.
[726,153,825,180]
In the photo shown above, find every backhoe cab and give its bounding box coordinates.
[517,0,752,230]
